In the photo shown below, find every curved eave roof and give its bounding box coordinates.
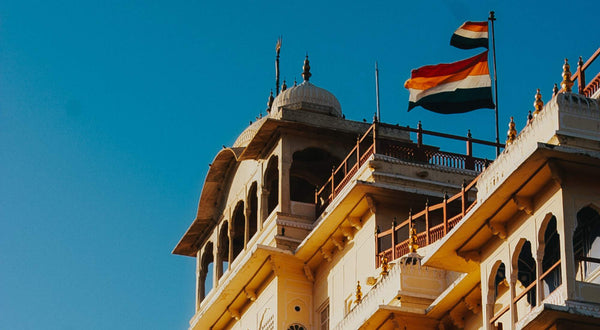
[173,147,244,256]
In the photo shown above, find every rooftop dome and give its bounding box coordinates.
[269,55,342,118]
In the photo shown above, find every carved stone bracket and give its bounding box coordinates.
[244,288,257,301]
[512,195,534,215]
[348,217,362,230]
[303,264,314,282]
[366,195,377,214]
[547,161,564,186]
[341,226,356,240]
[321,248,333,262]
[228,307,241,320]
[487,220,507,239]
[449,304,466,328]
[457,250,481,263]
[331,236,344,251]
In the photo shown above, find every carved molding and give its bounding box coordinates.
[487,220,507,239]
[512,195,534,215]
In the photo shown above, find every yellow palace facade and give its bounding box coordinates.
[174,49,600,330]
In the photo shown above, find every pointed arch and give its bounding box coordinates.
[248,182,258,240]
[217,222,229,279]
[574,205,600,281]
[539,214,561,295]
[512,239,536,307]
[232,201,246,261]
[265,156,279,219]
[289,147,339,203]
[199,242,214,302]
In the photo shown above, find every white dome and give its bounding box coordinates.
[270,81,342,117]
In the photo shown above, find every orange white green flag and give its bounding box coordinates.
[450,21,489,49]
[404,51,494,114]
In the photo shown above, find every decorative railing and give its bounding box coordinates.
[571,47,600,97]
[314,121,500,217]
[375,176,479,267]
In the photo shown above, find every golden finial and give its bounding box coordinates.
[275,36,282,54]
[553,83,559,96]
[302,54,311,82]
[355,281,363,303]
[281,79,287,92]
[408,220,418,253]
[266,90,274,113]
[380,255,389,276]
[533,89,543,117]
[506,116,517,145]
[561,58,573,92]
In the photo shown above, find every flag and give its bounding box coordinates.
[404,51,494,114]
[450,21,488,49]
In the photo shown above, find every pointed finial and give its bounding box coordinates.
[380,255,389,276]
[553,83,559,96]
[409,219,418,253]
[281,79,287,92]
[267,90,274,113]
[293,78,297,87]
[527,110,533,125]
[355,281,362,303]
[561,58,573,92]
[302,54,311,82]
[276,36,282,54]
[533,88,544,117]
[506,116,517,145]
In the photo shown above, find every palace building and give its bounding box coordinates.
[174,49,600,329]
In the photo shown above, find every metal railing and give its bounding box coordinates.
[375,175,479,266]
[314,121,501,217]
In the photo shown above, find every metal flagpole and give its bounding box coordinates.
[489,11,500,156]
[375,61,381,121]
[275,37,282,96]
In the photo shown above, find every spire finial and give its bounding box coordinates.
[506,116,517,145]
[553,83,559,96]
[533,88,544,117]
[380,255,389,276]
[302,54,311,82]
[408,219,418,253]
[266,90,274,113]
[275,37,282,96]
[281,79,287,92]
[355,281,363,303]
[561,58,573,92]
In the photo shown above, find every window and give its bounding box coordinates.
[319,303,329,330]
[574,206,600,281]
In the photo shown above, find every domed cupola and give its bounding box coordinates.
[270,56,342,118]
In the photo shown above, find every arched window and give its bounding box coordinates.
[289,148,339,203]
[490,262,508,327]
[199,242,214,302]
[248,182,258,240]
[515,240,536,306]
[217,222,229,279]
[574,206,600,281]
[232,201,245,261]
[493,263,506,301]
[541,216,561,295]
[265,156,279,218]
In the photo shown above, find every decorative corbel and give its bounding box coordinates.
[463,296,481,314]
[457,250,481,263]
[303,264,314,282]
[512,195,534,215]
[547,161,563,186]
[228,307,241,320]
[321,248,333,262]
[348,216,362,230]
[487,220,507,239]
[366,195,377,214]
[269,257,280,276]
[331,236,344,251]
[341,226,356,240]
[449,304,466,328]
[244,288,257,301]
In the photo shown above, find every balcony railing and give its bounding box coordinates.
[375,175,479,267]
[314,121,501,217]
[571,47,600,97]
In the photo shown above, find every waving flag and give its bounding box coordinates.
[404,51,494,114]
[450,21,488,49]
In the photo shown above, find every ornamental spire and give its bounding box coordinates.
[302,54,311,82]
[533,88,543,117]
[561,58,574,92]
[506,116,517,145]
[408,218,418,253]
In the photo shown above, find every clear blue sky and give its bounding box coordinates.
[0,1,597,329]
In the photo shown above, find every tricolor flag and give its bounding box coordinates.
[450,21,488,50]
[404,51,494,114]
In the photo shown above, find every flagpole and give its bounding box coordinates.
[489,11,500,156]
[375,61,381,121]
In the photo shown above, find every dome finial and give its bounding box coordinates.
[506,116,517,145]
[302,54,311,82]
[281,79,287,92]
[533,88,543,117]
[561,58,574,92]
[266,90,274,113]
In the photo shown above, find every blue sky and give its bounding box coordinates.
[0,1,597,329]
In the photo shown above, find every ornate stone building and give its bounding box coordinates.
[174,50,600,329]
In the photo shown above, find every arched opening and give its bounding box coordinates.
[574,206,600,282]
[265,156,279,218]
[232,201,245,261]
[493,263,506,302]
[514,240,536,307]
[248,182,258,240]
[217,222,229,279]
[199,242,214,302]
[289,148,339,203]
[541,215,561,295]
[489,261,508,328]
